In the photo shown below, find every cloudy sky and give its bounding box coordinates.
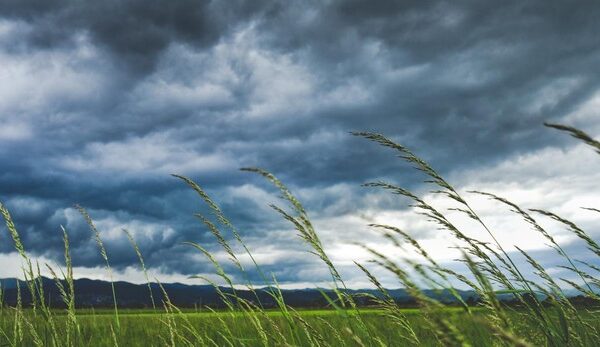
[1,0,599,288]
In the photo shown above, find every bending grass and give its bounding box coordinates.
[0,123,598,346]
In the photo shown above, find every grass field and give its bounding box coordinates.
[1,123,600,346]
[3,308,599,346]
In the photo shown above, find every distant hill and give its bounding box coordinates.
[0,277,589,309]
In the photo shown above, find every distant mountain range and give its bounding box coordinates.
[0,277,589,309]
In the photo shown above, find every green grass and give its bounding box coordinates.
[1,308,599,346]
[0,122,600,346]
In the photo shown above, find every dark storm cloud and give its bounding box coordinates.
[0,0,268,73]
[0,0,599,283]
[254,0,600,170]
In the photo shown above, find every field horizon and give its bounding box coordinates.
[0,275,596,310]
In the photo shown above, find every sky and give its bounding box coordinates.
[0,0,599,288]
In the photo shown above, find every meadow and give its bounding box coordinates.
[5,308,600,346]
[1,123,599,346]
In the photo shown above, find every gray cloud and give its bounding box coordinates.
[0,0,599,285]
[0,0,268,72]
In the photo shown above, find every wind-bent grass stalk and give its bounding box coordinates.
[531,209,600,271]
[123,229,156,310]
[155,279,178,347]
[0,203,40,315]
[203,306,235,346]
[242,167,375,341]
[354,261,420,344]
[369,224,471,312]
[20,315,42,347]
[240,168,343,284]
[240,169,349,302]
[173,174,270,308]
[167,301,206,345]
[473,191,595,297]
[109,323,119,347]
[42,228,80,346]
[46,264,76,346]
[76,206,120,329]
[173,174,261,272]
[184,242,236,298]
[13,280,22,346]
[513,246,597,343]
[544,123,600,153]
[184,241,281,345]
[362,242,472,346]
[267,277,305,345]
[582,207,600,214]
